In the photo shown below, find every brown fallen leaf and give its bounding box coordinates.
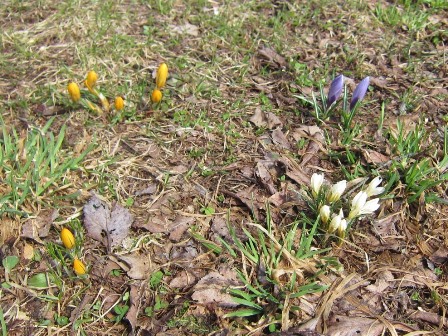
[83,194,133,252]
[169,215,195,242]
[326,315,384,336]
[272,128,291,149]
[258,46,287,69]
[21,209,59,243]
[249,107,283,130]
[192,268,242,308]
[126,283,141,332]
[169,270,197,288]
[362,149,390,165]
[256,161,277,195]
[118,253,151,280]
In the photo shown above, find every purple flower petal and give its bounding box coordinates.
[327,74,344,106]
[350,76,370,110]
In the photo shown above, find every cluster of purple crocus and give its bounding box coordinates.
[327,75,370,111]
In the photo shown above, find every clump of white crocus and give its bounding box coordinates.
[348,190,380,220]
[327,180,347,203]
[311,173,324,199]
[364,176,385,197]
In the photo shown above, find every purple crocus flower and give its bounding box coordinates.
[327,74,344,106]
[350,76,370,111]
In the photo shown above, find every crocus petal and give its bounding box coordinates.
[319,205,331,224]
[327,74,344,106]
[67,82,81,102]
[156,63,168,89]
[365,176,385,197]
[327,180,347,203]
[350,76,370,111]
[311,173,324,198]
[360,198,380,215]
[348,191,368,219]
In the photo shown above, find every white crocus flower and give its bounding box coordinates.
[327,180,347,203]
[349,191,380,219]
[319,205,331,224]
[311,173,324,198]
[328,210,346,234]
[365,176,385,197]
[360,198,380,216]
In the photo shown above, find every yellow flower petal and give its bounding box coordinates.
[151,89,162,103]
[73,258,86,275]
[67,82,81,102]
[60,228,75,249]
[156,63,168,89]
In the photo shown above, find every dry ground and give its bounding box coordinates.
[0,0,447,335]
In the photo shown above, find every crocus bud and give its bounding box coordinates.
[319,205,331,225]
[327,74,344,106]
[114,96,124,111]
[350,77,369,111]
[311,173,324,198]
[156,63,168,89]
[327,180,347,203]
[60,228,75,249]
[328,210,345,235]
[73,258,86,275]
[67,82,81,102]
[365,176,385,197]
[85,71,98,93]
[151,89,162,103]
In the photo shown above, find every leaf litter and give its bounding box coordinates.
[83,193,133,252]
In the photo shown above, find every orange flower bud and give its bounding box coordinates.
[114,96,124,110]
[60,228,75,249]
[156,63,168,89]
[73,258,86,275]
[151,89,162,103]
[67,82,81,102]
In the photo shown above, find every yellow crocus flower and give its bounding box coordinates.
[67,82,81,102]
[156,63,168,89]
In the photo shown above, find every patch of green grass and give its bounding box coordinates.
[0,117,95,216]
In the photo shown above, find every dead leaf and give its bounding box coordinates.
[169,23,199,36]
[272,128,291,149]
[169,215,195,242]
[362,149,390,165]
[22,242,34,260]
[326,316,384,336]
[126,284,141,332]
[256,161,277,195]
[192,268,242,308]
[118,253,151,280]
[21,209,58,243]
[83,194,133,251]
[258,46,287,69]
[250,107,266,127]
[249,108,283,130]
[169,270,197,288]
